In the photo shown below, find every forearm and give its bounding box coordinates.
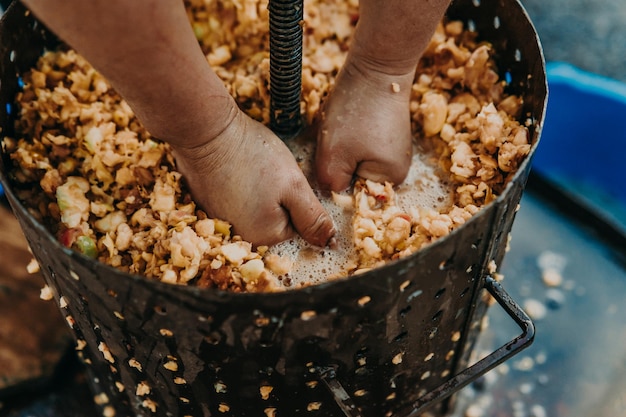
[21,0,236,148]
[351,0,451,73]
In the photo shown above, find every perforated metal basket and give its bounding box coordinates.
[0,0,546,415]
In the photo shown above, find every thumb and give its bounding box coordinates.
[282,186,336,247]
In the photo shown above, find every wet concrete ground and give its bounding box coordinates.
[521,0,626,83]
[453,182,626,417]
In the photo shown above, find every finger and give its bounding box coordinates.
[355,161,394,184]
[356,151,412,185]
[282,184,336,247]
[231,208,295,247]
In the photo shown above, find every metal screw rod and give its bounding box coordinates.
[268,0,304,139]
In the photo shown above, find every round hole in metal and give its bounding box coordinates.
[307,401,322,412]
[432,309,444,322]
[399,279,412,292]
[427,327,438,339]
[438,256,454,270]
[357,295,372,306]
[355,366,368,376]
[493,15,501,29]
[460,286,470,297]
[393,331,408,343]
[407,289,423,302]
[434,288,446,299]
[505,70,513,84]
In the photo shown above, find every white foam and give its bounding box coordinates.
[269,137,453,288]
[396,150,453,213]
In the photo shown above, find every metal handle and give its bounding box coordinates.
[398,276,535,416]
[318,276,535,417]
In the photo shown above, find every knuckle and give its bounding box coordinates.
[300,211,335,247]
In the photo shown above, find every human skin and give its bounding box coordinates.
[19,0,449,246]
[316,0,451,191]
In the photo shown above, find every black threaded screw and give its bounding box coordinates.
[268,0,304,140]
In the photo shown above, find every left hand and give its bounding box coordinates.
[315,57,415,191]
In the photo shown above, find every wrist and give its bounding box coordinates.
[347,36,419,79]
[340,51,417,99]
[143,93,240,150]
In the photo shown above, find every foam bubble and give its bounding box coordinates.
[269,188,356,288]
[396,151,453,213]
[270,137,453,288]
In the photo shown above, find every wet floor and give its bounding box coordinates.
[520,0,626,84]
[453,176,626,417]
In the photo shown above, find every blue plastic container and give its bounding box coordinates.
[532,62,626,232]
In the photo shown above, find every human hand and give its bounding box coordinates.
[315,58,415,192]
[315,0,451,192]
[172,110,336,247]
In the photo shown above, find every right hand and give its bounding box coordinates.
[172,110,336,247]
